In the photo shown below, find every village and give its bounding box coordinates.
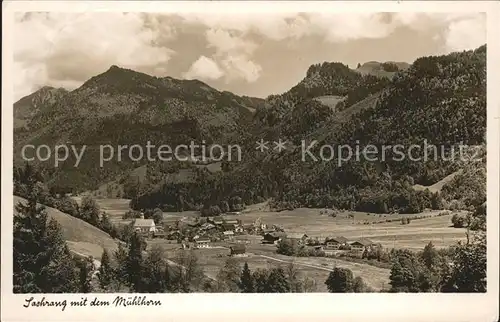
[131,211,378,258]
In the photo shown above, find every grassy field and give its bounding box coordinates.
[223,207,467,250]
[69,197,467,291]
[313,95,345,111]
[17,195,431,291]
[147,240,390,291]
[88,198,467,250]
[14,196,120,259]
[413,169,462,193]
[78,197,199,226]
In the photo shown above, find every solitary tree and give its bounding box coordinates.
[142,245,167,292]
[172,250,204,292]
[352,276,369,292]
[239,262,255,293]
[97,249,114,291]
[78,256,96,293]
[79,195,100,226]
[126,232,144,291]
[252,269,270,293]
[152,208,163,225]
[421,242,439,271]
[266,267,290,293]
[389,249,434,292]
[164,262,173,292]
[113,243,129,286]
[442,232,486,292]
[325,267,354,292]
[285,262,303,293]
[277,238,298,256]
[216,258,241,292]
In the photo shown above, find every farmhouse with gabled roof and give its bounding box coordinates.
[134,218,156,234]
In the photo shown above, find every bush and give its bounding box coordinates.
[200,205,222,217]
[451,213,466,228]
[123,210,142,220]
[277,238,299,256]
[352,276,370,292]
[325,267,354,292]
[306,248,325,257]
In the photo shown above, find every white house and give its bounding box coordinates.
[349,238,375,251]
[287,233,309,244]
[324,236,349,250]
[195,237,210,248]
[134,219,156,234]
[223,230,234,240]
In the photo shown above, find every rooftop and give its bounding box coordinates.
[267,232,287,238]
[134,219,155,227]
[325,236,349,243]
[351,238,375,246]
[287,233,308,239]
[222,223,235,230]
[230,244,246,252]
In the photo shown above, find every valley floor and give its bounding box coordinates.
[89,197,467,250]
[64,197,469,292]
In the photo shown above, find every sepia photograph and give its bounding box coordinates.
[2,1,499,321]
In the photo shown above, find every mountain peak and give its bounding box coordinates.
[14,86,69,128]
[107,65,127,72]
[39,85,56,91]
[77,65,154,92]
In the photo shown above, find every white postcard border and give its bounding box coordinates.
[2,1,499,321]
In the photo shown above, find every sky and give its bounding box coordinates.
[13,12,486,101]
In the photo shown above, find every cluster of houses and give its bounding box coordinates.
[132,214,246,239]
[262,231,376,252]
[131,213,376,256]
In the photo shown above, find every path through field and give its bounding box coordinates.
[256,254,390,291]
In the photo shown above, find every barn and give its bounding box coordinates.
[229,244,246,256]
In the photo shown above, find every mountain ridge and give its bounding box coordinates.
[13,65,265,191]
[13,46,486,211]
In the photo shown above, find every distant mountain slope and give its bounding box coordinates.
[355,61,411,78]
[14,46,486,214]
[14,196,119,259]
[313,95,345,110]
[132,45,486,214]
[413,170,463,194]
[14,86,68,129]
[13,66,264,192]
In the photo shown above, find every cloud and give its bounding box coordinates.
[203,28,262,83]
[183,56,224,80]
[13,12,175,100]
[180,12,486,45]
[205,28,257,55]
[12,11,486,101]
[221,54,262,83]
[443,14,486,52]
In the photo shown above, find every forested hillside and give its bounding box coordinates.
[130,46,486,214]
[13,66,264,191]
[13,46,486,215]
